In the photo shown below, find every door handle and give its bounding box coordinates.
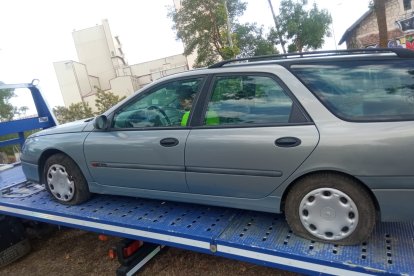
[275,137,301,147]
[160,137,179,147]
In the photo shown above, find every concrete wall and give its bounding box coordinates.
[88,75,100,92]
[83,94,97,112]
[53,61,83,106]
[109,76,138,98]
[130,54,188,76]
[72,62,92,98]
[72,24,116,90]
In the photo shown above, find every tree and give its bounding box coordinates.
[234,23,279,57]
[53,90,125,124]
[372,0,388,47]
[14,106,29,119]
[267,0,287,54]
[0,83,15,122]
[95,88,126,114]
[169,0,247,67]
[276,0,332,53]
[53,102,94,124]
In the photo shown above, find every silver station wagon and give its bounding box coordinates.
[21,49,414,245]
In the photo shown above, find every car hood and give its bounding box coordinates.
[29,118,94,138]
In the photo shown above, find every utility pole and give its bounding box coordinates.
[223,0,234,48]
[267,0,286,54]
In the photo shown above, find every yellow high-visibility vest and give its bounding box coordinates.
[181,111,219,126]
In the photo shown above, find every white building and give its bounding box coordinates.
[54,19,190,110]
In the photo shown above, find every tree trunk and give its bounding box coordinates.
[374,0,388,48]
[296,39,303,53]
[223,0,234,48]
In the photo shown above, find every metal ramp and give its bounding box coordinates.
[0,165,413,275]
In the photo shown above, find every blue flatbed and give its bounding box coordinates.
[0,164,413,275]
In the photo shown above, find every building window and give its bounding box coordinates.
[403,0,412,10]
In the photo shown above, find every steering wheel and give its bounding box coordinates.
[147,105,171,126]
[123,106,171,128]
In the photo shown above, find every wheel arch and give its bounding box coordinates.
[280,170,381,219]
[38,149,71,183]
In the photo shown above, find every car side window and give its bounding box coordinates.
[291,60,414,121]
[203,75,294,126]
[112,78,203,128]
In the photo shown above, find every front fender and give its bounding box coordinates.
[21,133,93,183]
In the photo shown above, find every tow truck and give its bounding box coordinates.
[0,81,413,275]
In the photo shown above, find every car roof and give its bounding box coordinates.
[153,48,414,83]
[208,48,414,69]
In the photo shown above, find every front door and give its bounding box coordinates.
[84,77,205,193]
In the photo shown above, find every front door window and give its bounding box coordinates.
[112,78,204,128]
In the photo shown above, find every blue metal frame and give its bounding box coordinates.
[0,81,57,148]
[0,166,412,275]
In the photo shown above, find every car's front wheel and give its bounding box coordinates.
[43,153,90,205]
[284,173,376,245]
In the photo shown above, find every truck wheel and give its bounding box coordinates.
[0,216,31,268]
[284,173,376,245]
[44,153,90,205]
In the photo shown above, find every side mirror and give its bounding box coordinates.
[93,115,108,130]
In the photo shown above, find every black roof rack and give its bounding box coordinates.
[208,48,414,68]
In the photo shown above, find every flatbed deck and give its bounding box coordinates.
[1,165,413,275]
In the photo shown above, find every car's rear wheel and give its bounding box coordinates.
[284,173,376,245]
[43,153,90,205]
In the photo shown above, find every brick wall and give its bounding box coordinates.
[346,0,414,48]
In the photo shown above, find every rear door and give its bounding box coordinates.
[185,73,319,199]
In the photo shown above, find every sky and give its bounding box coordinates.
[0,0,371,109]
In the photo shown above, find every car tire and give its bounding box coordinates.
[43,153,90,205]
[284,173,376,245]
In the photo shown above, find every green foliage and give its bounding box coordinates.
[53,102,94,124]
[53,90,126,124]
[0,134,19,157]
[287,43,298,53]
[0,85,15,122]
[169,0,246,67]
[0,130,37,155]
[95,88,126,114]
[234,23,279,57]
[277,0,332,53]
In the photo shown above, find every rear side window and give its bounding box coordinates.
[291,60,414,121]
[204,75,294,126]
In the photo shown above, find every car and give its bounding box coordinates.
[21,48,414,245]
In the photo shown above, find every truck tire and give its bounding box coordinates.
[0,216,31,268]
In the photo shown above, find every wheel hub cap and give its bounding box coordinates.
[299,188,359,241]
[46,164,75,202]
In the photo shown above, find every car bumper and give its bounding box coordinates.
[373,189,414,221]
[21,161,40,183]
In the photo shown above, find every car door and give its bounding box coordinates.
[84,77,205,192]
[185,74,319,199]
